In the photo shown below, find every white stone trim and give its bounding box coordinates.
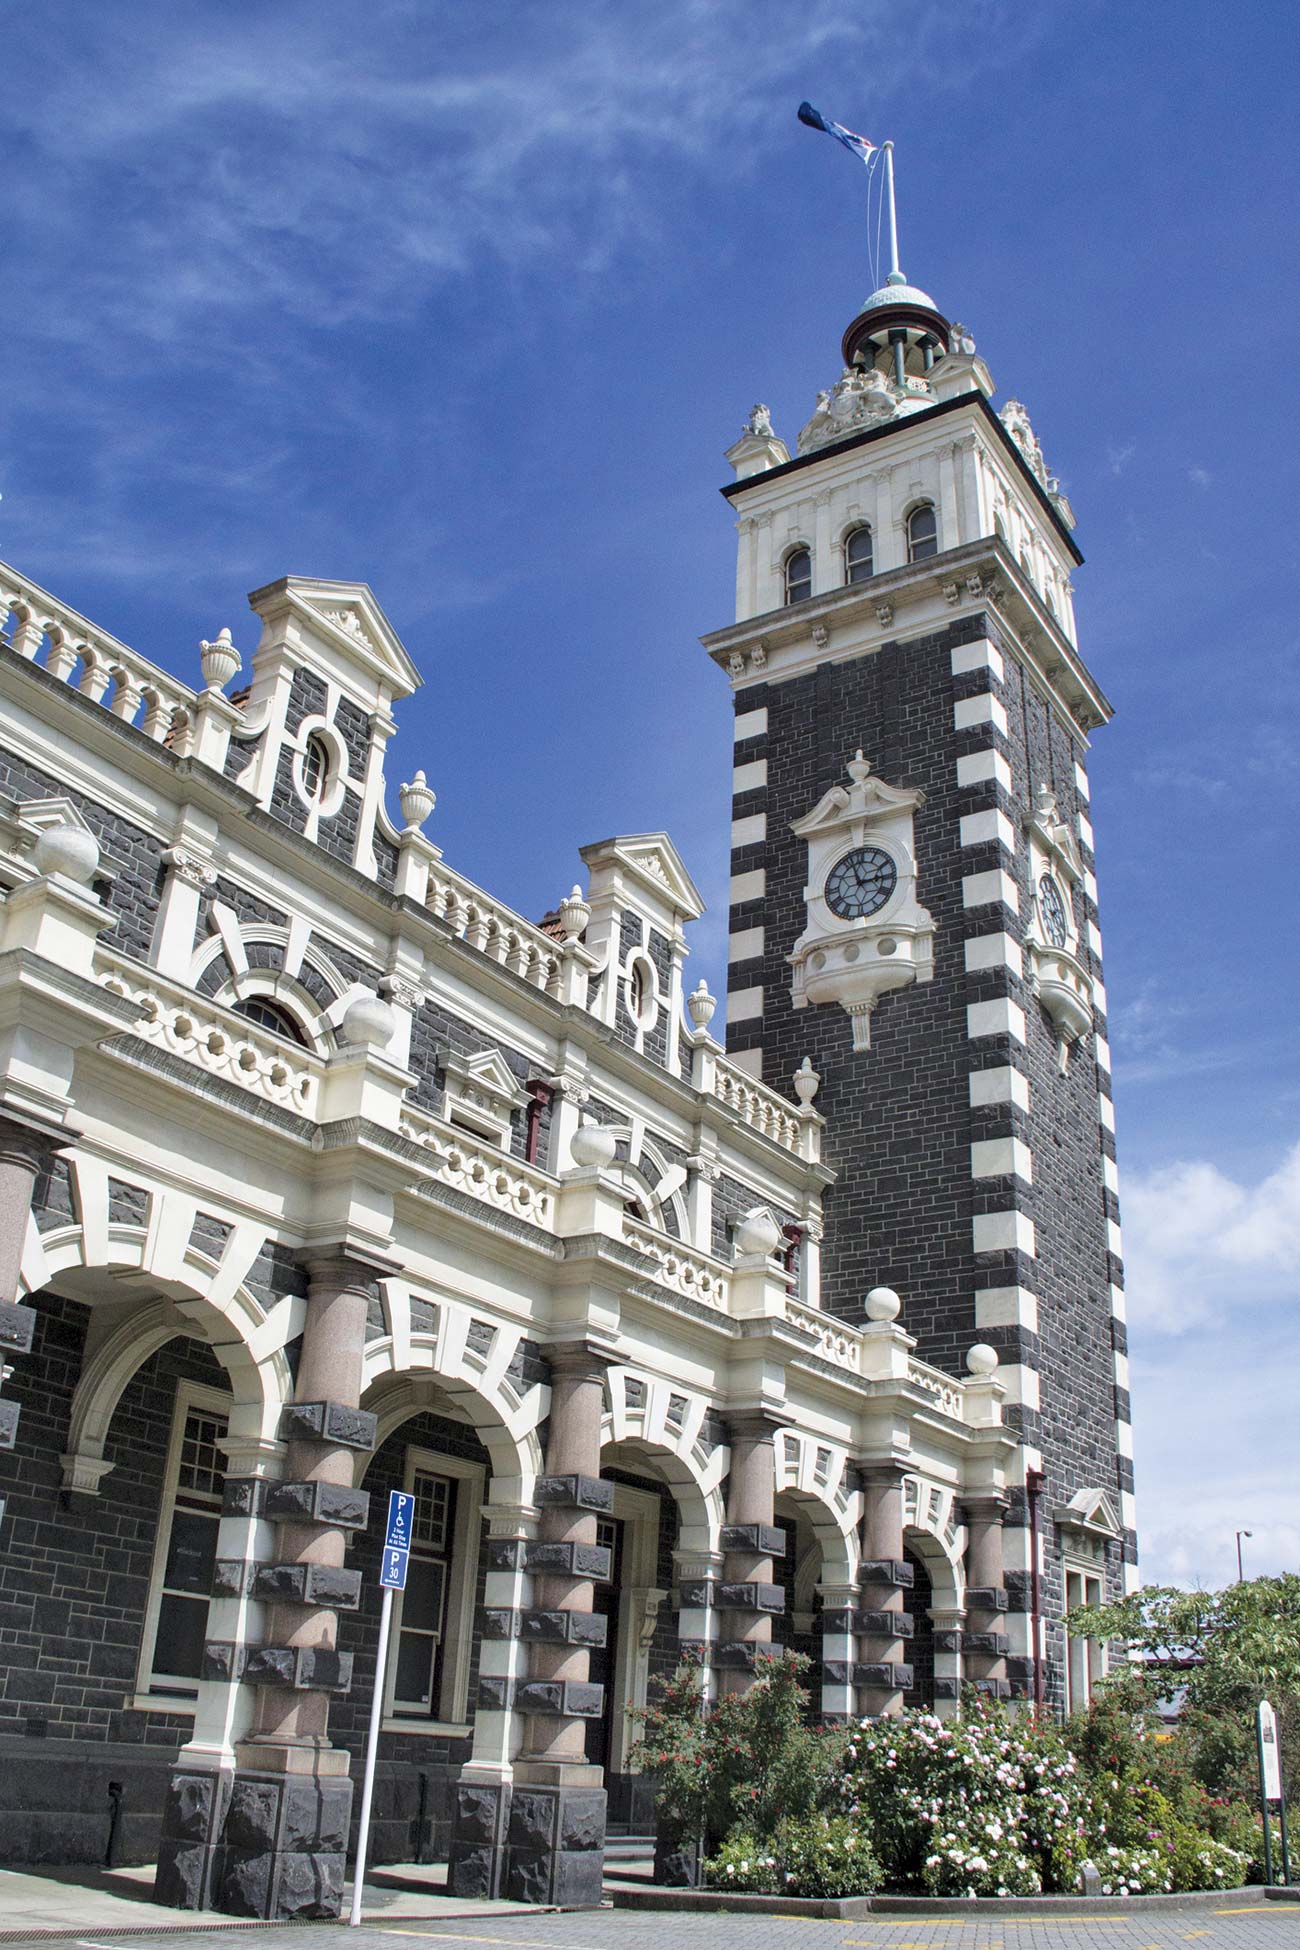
[1093,1033,1111,1074]
[728,924,765,963]
[951,642,1005,681]
[956,749,1013,792]
[1116,1419,1134,1459]
[959,808,1016,852]
[1099,1094,1116,1133]
[953,694,1009,736]
[967,998,1027,1043]
[1094,978,1108,1014]
[1109,1281,1127,1323]
[964,931,1023,977]
[1106,1218,1124,1258]
[1101,1152,1119,1194]
[734,706,768,742]
[970,1137,1033,1184]
[1083,869,1099,905]
[1113,1351,1130,1392]
[731,812,767,848]
[1077,813,1095,851]
[995,1363,1041,1411]
[975,1285,1039,1332]
[732,758,768,794]
[728,985,764,1023]
[972,1209,1036,1257]
[1074,761,1090,802]
[727,1045,763,1079]
[968,1066,1030,1112]
[1087,920,1104,958]
[729,867,766,904]
[962,868,1020,912]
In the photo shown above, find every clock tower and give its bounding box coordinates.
[703,261,1136,1705]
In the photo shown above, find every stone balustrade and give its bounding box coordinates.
[425,861,565,998]
[401,1105,558,1229]
[97,956,323,1114]
[2,562,196,749]
[906,1357,967,1421]
[710,1053,805,1155]
[623,1217,730,1313]
[783,1296,862,1370]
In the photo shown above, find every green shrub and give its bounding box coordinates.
[704,1814,880,1898]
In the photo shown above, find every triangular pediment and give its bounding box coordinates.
[1055,1487,1123,1541]
[247,576,422,699]
[579,833,704,920]
[445,1046,528,1110]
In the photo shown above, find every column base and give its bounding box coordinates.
[448,1780,513,1901]
[156,1764,353,1919]
[506,1784,606,1905]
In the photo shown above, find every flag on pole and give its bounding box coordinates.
[797,101,877,166]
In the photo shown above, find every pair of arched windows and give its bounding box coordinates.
[782,502,938,605]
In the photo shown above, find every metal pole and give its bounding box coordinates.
[883,141,900,278]
[349,1582,394,1928]
[1280,1769,1292,1885]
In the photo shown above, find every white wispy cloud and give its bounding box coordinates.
[1188,465,1212,488]
[1106,440,1137,476]
[1123,1140,1300,1334]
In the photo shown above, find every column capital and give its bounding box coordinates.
[959,1491,1009,1522]
[0,1113,65,1174]
[543,1332,619,1382]
[855,1459,910,1490]
[724,1409,783,1445]
[298,1244,399,1296]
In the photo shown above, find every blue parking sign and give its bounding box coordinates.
[385,1489,415,1553]
[380,1545,409,1590]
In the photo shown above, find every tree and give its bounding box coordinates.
[1069,1574,1300,1802]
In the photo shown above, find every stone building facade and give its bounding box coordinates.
[0,261,1132,1916]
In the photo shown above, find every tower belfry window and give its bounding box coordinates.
[784,546,812,605]
[907,504,937,563]
[844,526,874,585]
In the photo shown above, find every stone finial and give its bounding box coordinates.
[742,403,774,438]
[558,885,591,941]
[734,1206,782,1259]
[865,1285,901,1322]
[34,824,100,884]
[687,978,717,1031]
[965,1342,1000,1377]
[398,770,436,830]
[341,993,397,1049]
[1033,781,1057,822]
[846,749,873,786]
[568,1122,618,1171]
[792,1055,820,1106]
[199,628,242,692]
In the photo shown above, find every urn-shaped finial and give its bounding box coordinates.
[399,770,436,830]
[793,1055,820,1106]
[199,628,241,692]
[687,978,717,1031]
[558,885,591,941]
[846,748,873,786]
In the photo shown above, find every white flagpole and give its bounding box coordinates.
[349,1582,394,1928]
[883,140,900,277]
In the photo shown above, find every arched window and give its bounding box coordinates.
[906,503,938,563]
[301,732,330,801]
[783,546,812,605]
[233,996,308,1046]
[844,525,874,585]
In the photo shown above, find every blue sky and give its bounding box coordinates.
[4,0,1297,1590]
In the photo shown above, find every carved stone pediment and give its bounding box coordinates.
[1055,1487,1123,1545]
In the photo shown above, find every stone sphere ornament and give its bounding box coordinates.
[341,993,397,1049]
[864,1285,901,1322]
[34,824,100,884]
[734,1206,783,1258]
[199,628,242,692]
[965,1342,1000,1377]
[568,1122,618,1170]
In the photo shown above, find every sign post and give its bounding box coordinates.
[349,1491,414,1928]
[1258,1700,1283,1887]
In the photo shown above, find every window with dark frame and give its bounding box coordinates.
[844,525,874,584]
[233,997,308,1045]
[391,1468,456,1717]
[301,732,330,800]
[784,546,812,605]
[906,503,938,562]
[148,1404,229,1695]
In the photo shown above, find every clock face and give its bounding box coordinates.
[1038,874,1069,948]
[824,846,898,920]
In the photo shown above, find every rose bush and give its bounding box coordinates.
[704,1814,879,1898]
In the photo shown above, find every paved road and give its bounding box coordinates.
[30,1896,1300,1950]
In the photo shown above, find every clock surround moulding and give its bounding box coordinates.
[788,750,935,1052]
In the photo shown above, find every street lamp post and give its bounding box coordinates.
[1236,1529,1253,1583]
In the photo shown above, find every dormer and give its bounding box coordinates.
[579,834,704,1073]
[224,577,421,880]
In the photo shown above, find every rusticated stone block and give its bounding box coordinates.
[716,1581,784,1612]
[160,1769,221,1845]
[720,1522,786,1556]
[202,1640,246,1683]
[515,1679,604,1718]
[535,1472,614,1512]
[970,1677,1011,1699]
[520,1608,608,1648]
[481,1607,521,1639]
[279,1400,377,1451]
[934,1676,962,1700]
[822,1659,854,1686]
[855,1660,913,1689]
[487,1539,527,1570]
[215,1850,272,1919]
[713,1640,765,1670]
[857,1608,915,1638]
[222,1477,268,1518]
[154,1839,213,1911]
[860,1558,914,1588]
[1005,1654,1036,1682]
[478,1675,513,1711]
[279,1777,352,1853]
[933,1630,962,1653]
[264,1480,369,1528]
[211,1559,253,1599]
[962,1631,1009,1656]
[0,1302,36,1354]
[275,1851,345,1919]
[676,1581,717,1610]
[243,1645,353,1691]
[522,1540,611,1580]
[966,1585,1009,1611]
[252,1562,362,1609]
[223,1776,282,1853]
[0,1400,19,1449]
